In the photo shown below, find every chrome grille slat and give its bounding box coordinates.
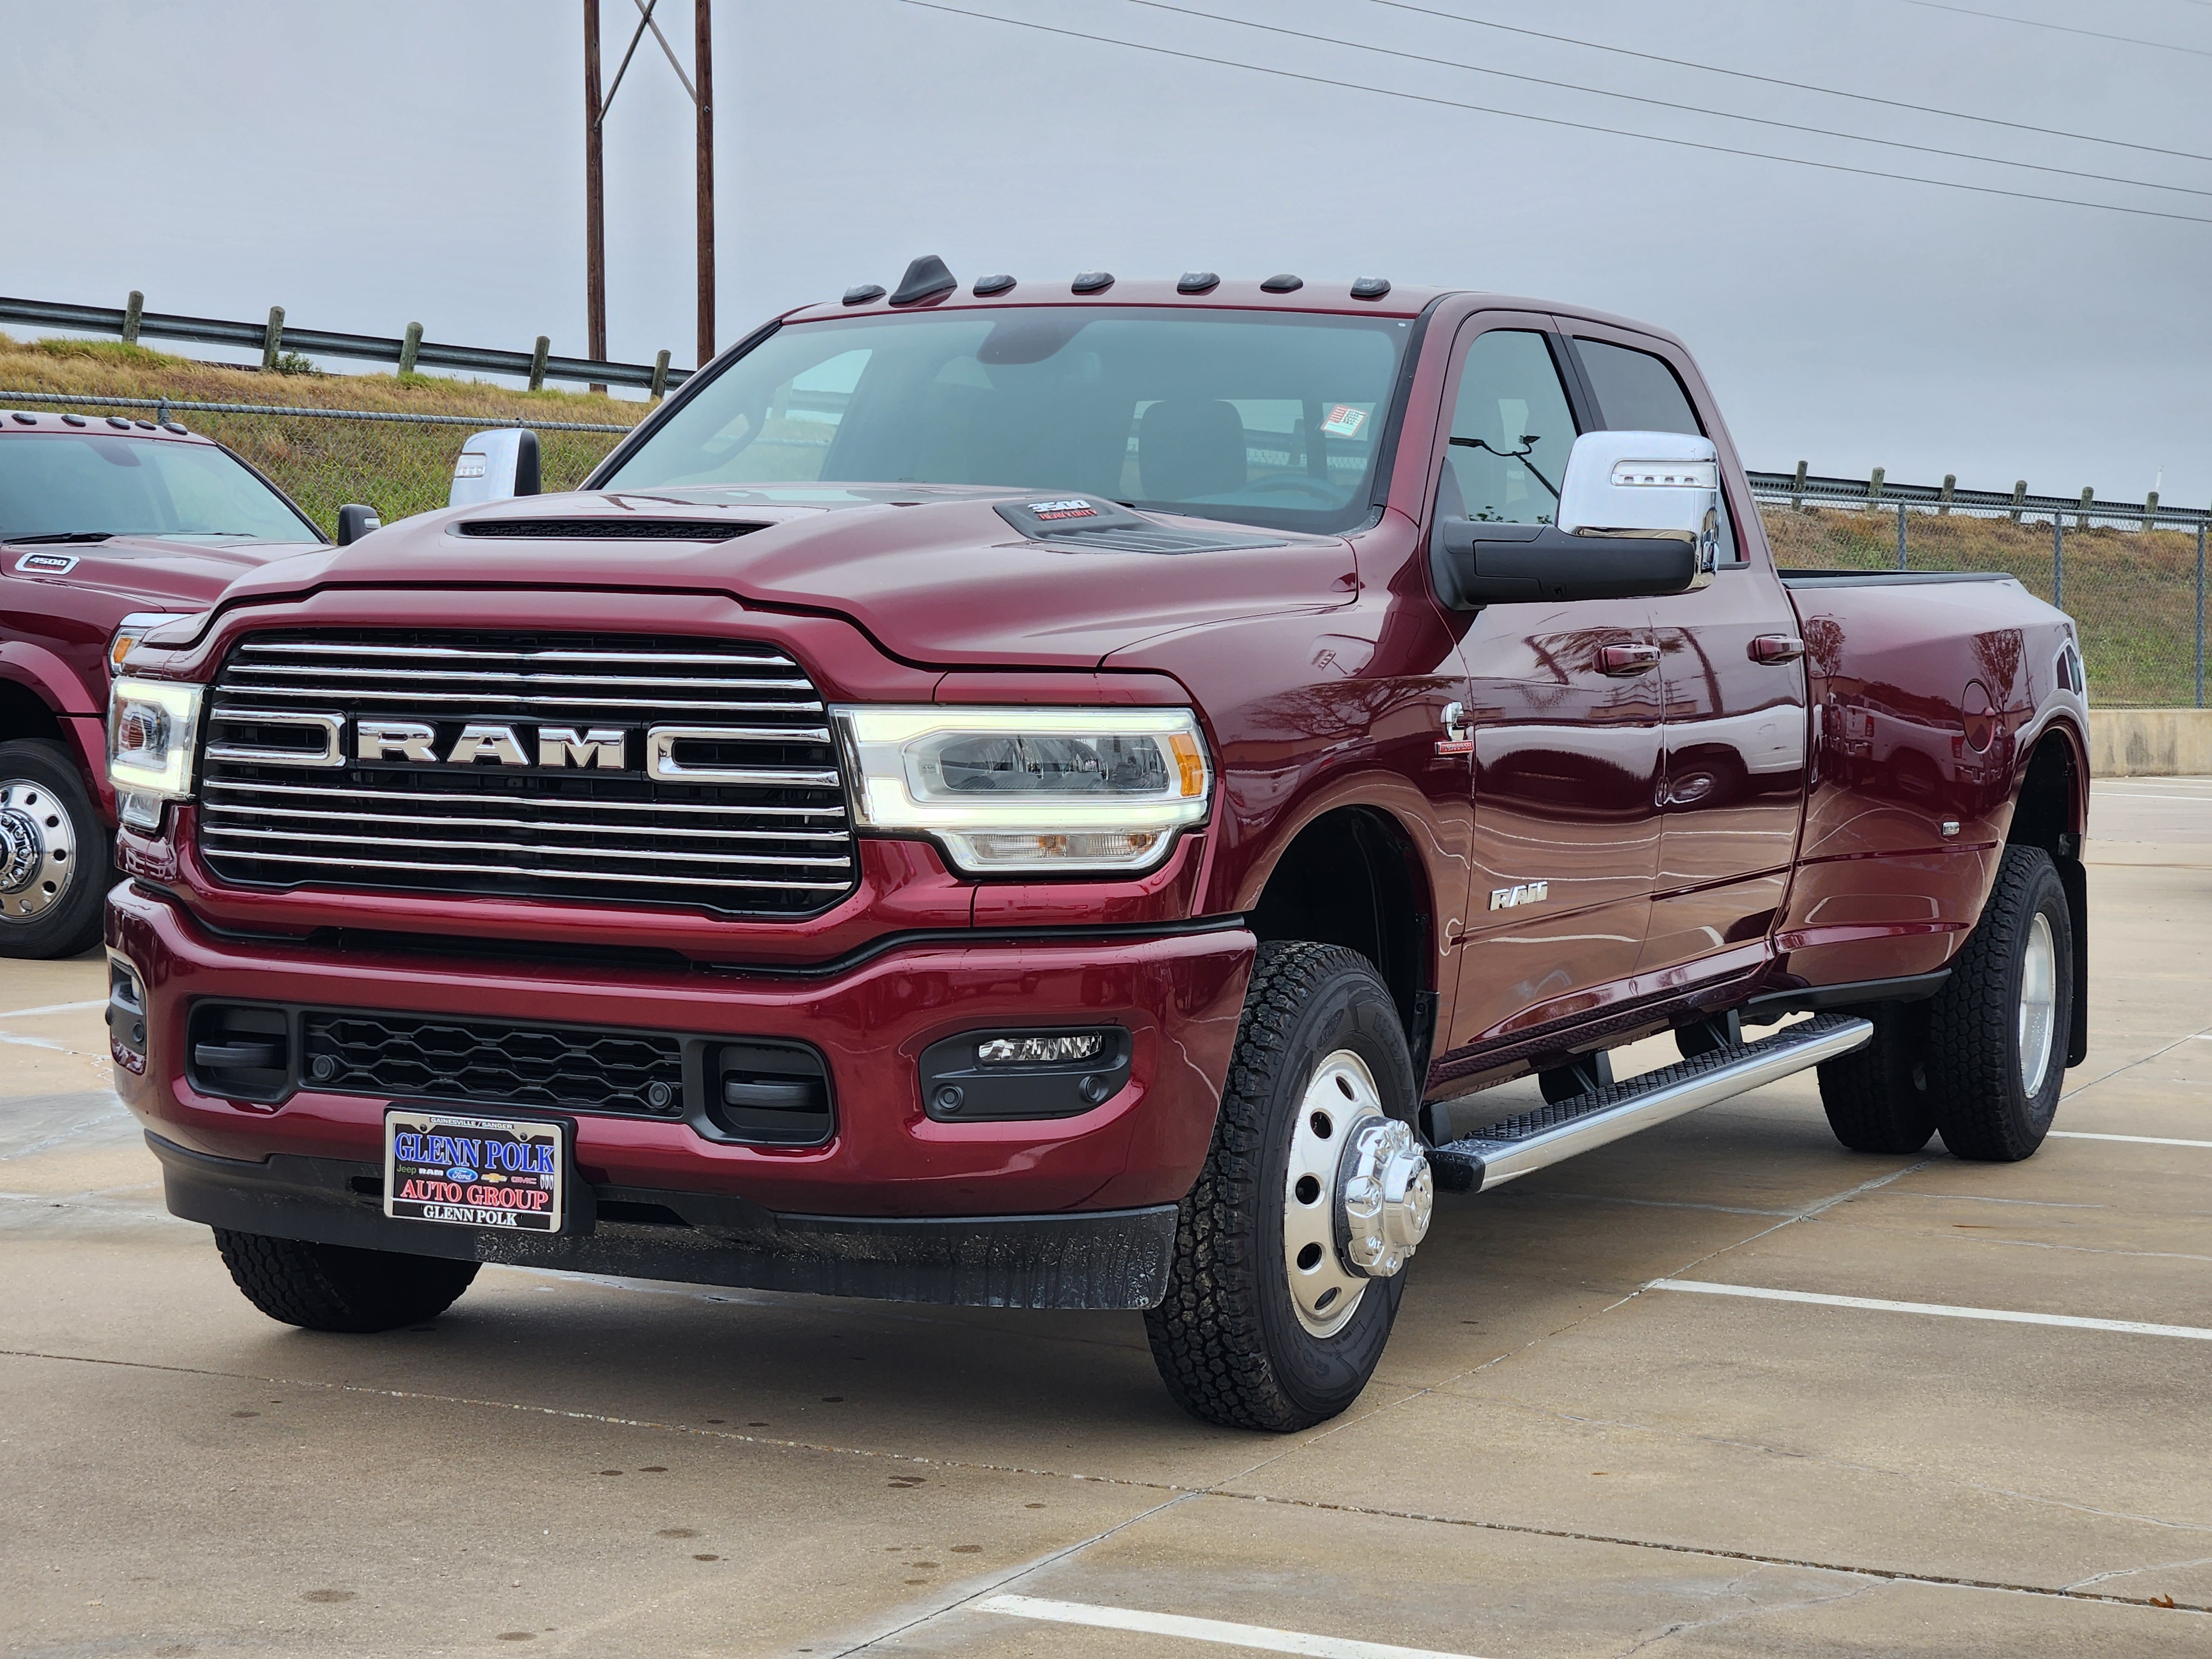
[223,665,813,690]
[199,630,858,915]
[205,847,852,891]
[211,682,825,715]
[236,642,796,667]
[202,824,852,869]
[201,778,844,819]
[203,801,851,842]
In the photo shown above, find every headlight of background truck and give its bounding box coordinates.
[108,677,204,830]
[833,706,1212,874]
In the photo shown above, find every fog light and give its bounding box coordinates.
[919,1027,1132,1122]
[977,1032,1105,1065]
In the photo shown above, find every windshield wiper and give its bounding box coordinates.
[3,531,117,545]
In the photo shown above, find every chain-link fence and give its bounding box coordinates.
[0,391,638,538]
[1750,484,2208,709]
[8,389,2207,708]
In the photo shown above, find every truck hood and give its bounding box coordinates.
[6,533,317,613]
[216,485,1359,668]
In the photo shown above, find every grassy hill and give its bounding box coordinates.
[0,335,644,532]
[1765,505,2202,707]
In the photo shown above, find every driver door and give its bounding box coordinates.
[1435,321,1663,1058]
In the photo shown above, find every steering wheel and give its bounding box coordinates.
[1239,474,1340,501]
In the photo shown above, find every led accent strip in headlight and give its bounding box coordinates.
[832,706,1212,874]
[108,676,204,828]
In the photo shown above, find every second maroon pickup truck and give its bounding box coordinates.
[105,262,2088,1430]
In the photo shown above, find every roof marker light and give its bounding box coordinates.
[1350,276,1392,299]
[842,284,886,306]
[61,414,86,426]
[973,274,1016,296]
[1071,271,1114,293]
[8,412,34,425]
[1260,273,1304,293]
[1177,272,1220,294]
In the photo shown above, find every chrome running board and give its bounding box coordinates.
[1428,1013,1873,1194]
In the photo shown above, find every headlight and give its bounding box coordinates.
[108,676,204,829]
[834,706,1212,874]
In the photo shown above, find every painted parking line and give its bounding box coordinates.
[978,1594,1489,1659]
[2050,1130,2212,1149]
[1649,1280,2212,1342]
[0,999,106,1021]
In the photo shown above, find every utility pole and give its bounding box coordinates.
[695,0,715,367]
[583,0,608,385]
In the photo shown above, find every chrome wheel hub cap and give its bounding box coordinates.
[0,780,75,924]
[1282,1050,1434,1339]
[2018,911,2058,1097]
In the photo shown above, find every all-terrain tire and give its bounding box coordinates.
[212,1229,479,1332]
[1144,941,1417,1433]
[1816,1001,1937,1154]
[0,738,108,959]
[1925,844,2074,1162]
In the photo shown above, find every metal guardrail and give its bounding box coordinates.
[0,295,691,395]
[1746,468,2208,530]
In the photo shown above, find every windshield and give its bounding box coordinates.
[0,434,318,544]
[603,307,1412,534]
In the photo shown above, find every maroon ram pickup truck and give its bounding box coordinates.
[0,411,328,957]
[103,263,2089,1431]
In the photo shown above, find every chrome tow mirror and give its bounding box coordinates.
[448,429,542,507]
[1430,428,1720,610]
[1556,430,1720,588]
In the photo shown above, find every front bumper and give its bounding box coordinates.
[148,1131,1181,1310]
[108,882,1253,1231]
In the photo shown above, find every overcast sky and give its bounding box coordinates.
[6,0,2208,504]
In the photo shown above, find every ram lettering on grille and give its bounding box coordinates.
[197,632,857,915]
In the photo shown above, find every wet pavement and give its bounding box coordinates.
[3,779,2208,1657]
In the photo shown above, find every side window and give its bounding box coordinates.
[1573,337,1742,564]
[1437,330,1578,525]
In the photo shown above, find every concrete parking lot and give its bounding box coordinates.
[3,779,2207,1658]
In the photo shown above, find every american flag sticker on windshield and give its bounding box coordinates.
[1321,405,1368,439]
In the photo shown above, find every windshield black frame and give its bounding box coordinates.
[592,305,1433,538]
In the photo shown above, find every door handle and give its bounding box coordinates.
[1750,634,1805,664]
[1598,644,1660,677]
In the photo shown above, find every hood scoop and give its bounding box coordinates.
[455,518,769,541]
[992,495,1284,556]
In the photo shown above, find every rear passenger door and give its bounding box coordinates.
[1438,320,1663,1054]
[1562,325,1808,986]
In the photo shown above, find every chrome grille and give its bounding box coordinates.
[197,631,855,914]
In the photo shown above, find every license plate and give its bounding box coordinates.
[384,1108,566,1234]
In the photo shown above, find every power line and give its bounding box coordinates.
[1351,0,2212,165]
[893,0,2212,226]
[1118,0,2212,200]
[1895,0,2212,55]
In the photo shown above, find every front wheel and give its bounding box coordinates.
[1145,942,1432,1432]
[213,1230,479,1332]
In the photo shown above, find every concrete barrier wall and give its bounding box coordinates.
[2088,709,2212,777]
